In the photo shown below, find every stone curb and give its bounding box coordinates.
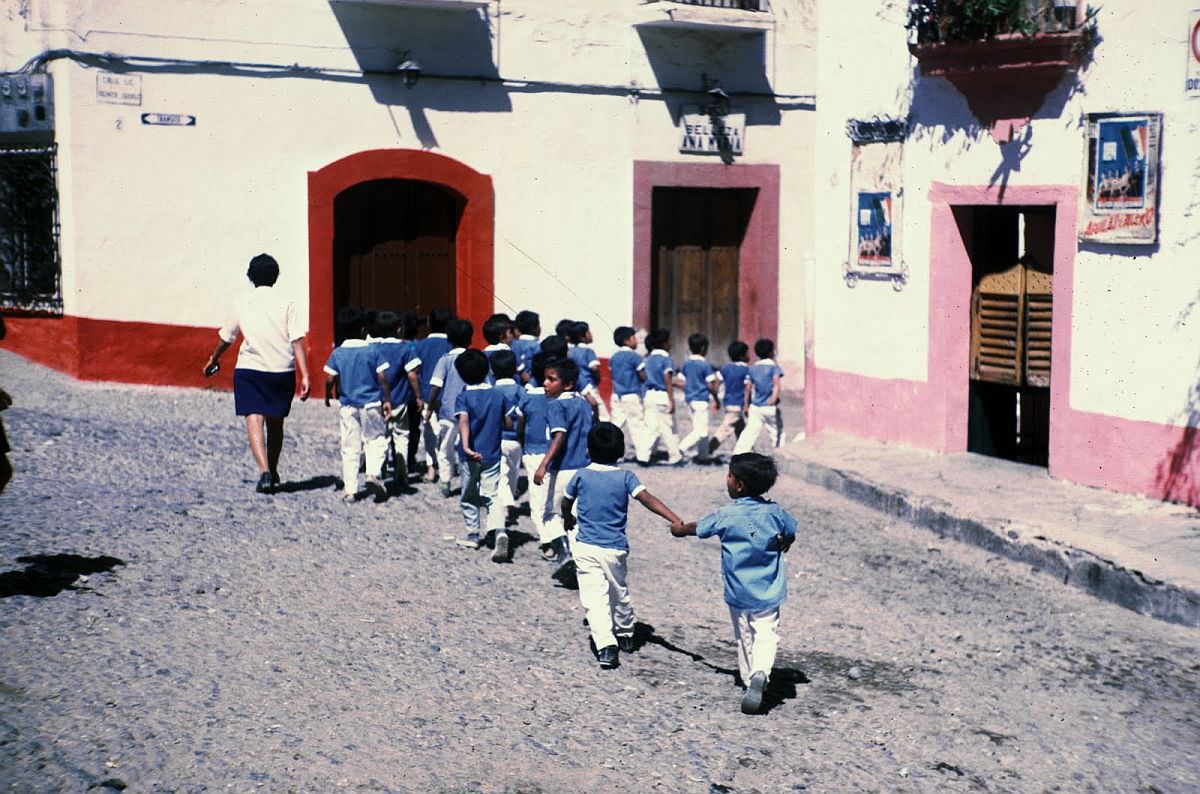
[776,452,1200,629]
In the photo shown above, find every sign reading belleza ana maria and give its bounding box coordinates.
[679,110,745,156]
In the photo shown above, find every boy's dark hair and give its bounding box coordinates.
[754,338,775,359]
[483,313,512,345]
[545,358,579,388]
[530,351,548,386]
[247,253,280,287]
[645,328,670,351]
[428,307,453,333]
[569,321,590,344]
[554,318,574,339]
[729,453,778,497]
[399,311,422,340]
[454,349,489,386]
[728,340,749,362]
[337,306,366,339]
[370,310,401,339]
[540,334,569,361]
[447,318,474,349]
[515,310,540,336]
[688,333,709,355]
[490,349,517,379]
[587,422,625,465]
[613,325,636,347]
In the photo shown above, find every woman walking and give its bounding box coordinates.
[204,253,310,493]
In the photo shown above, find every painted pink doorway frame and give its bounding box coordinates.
[632,161,780,345]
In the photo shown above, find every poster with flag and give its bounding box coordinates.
[846,139,905,287]
[1081,113,1161,245]
[856,192,893,266]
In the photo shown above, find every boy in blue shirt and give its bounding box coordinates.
[711,340,750,456]
[562,423,685,669]
[426,319,474,497]
[678,332,721,464]
[641,328,683,466]
[672,453,797,713]
[608,326,649,463]
[733,338,784,455]
[482,313,517,384]
[454,349,520,561]
[323,308,393,502]
[567,321,607,421]
[532,358,593,568]
[511,310,541,383]
[519,353,553,544]
[490,349,525,522]
[369,310,423,488]
[416,307,454,482]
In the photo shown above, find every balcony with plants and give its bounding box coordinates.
[633,0,774,33]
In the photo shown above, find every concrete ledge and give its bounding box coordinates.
[778,453,1200,628]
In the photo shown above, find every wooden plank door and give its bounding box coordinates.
[656,244,740,362]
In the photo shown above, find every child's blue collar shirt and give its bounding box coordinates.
[696,496,798,611]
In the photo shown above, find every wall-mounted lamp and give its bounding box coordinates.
[396,52,421,88]
[706,85,730,118]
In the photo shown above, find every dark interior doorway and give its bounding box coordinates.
[957,205,1055,466]
[651,187,756,363]
[333,179,462,341]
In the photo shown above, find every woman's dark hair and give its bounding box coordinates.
[454,349,490,386]
[729,453,778,497]
[247,253,279,287]
[587,422,625,464]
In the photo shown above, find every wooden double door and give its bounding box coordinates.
[651,187,756,363]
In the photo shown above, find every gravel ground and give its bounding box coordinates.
[0,349,1198,792]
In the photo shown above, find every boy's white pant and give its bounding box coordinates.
[571,537,635,651]
[421,413,439,465]
[434,417,460,482]
[729,605,781,684]
[732,404,780,455]
[386,404,410,478]
[339,405,387,495]
[522,452,555,540]
[678,400,712,458]
[499,439,523,508]
[609,393,649,460]
[459,459,505,534]
[642,390,682,463]
[711,406,744,451]
[538,466,577,545]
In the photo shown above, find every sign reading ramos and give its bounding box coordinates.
[1080,113,1162,245]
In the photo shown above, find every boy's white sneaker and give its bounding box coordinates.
[741,671,767,714]
[491,530,509,562]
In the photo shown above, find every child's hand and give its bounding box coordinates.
[382,401,393,420]
[533,464,547,486]
[670,518,686,535]
[465,448,482,462]
[774,533,793,553]
[563,513,576,532]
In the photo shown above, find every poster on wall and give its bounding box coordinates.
[1187,9,1200,96]
[845,139,906,289]
[1080,113,1162,245]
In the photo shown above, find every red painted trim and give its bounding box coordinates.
[307,149,494,376]
[632,161,780,344]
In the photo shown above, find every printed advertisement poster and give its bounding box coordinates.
[1081,113,1161,245]
[1188,10,1200,96]
[856,192,893,266]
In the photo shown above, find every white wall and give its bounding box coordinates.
[813,0,1200,425]
[4,0,815,374]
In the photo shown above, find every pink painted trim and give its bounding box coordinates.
[632,161,780,344]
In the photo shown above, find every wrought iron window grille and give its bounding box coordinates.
[846,117,909,145]
[0,143,62,314]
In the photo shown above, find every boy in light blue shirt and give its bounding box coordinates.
[678,332,721,463]
[608,326,649,463]
[732,338,785,455]
[711,340,750,455]
[641,328,683,466]
[533,358,594,568]
[368,310,423,488]
[519,353,554,544]
[426,319,474,497]
[562,423,684,669]
[673,453,797,713]
[323,308,393,502]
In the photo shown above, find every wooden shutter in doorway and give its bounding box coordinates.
[970,261,1052,387]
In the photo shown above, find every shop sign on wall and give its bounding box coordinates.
[96,72,142,106]
[678,109,745,156]
[1187,10,1200,96]
[1080,113,1162,244]
[844,140,907,290]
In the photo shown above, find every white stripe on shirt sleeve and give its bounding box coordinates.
[549,425,567,434]
[430,376,445,387]
[376,362,390,373]
[630,484,646,498]
[405,358,422,372]
[322,365,338,376]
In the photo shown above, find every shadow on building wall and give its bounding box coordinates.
[1155,292,1200,507]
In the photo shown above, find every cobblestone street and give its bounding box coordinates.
[1,351,1198,792]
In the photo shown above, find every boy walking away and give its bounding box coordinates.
[511,310,541,384]
[678,333,721,464]
[490,349,525,522]
[324,308,393,502]
[399,310,426,472]
[607,326,649,463]
[426,319,474,497]
[532,358,593,570]
[672,453,797,713]
[733,339,784,455]
[482,313,517,384]
[454,349,521,561]
[519,353,554,544]
[369,310,423,489]
[562,423,685,669]
[711,340,750,456]
[640,329,683,466]
[568,321,608,421]
[416,307,454,482]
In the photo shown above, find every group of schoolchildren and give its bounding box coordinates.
[321,307,796,714]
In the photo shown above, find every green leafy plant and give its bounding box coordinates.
[907,0,1047,44]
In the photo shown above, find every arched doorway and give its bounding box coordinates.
[308,149,494,367]
[333,179,462,339]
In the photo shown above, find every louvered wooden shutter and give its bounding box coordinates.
[971,262,1052,387]
[1023,269,1052,387]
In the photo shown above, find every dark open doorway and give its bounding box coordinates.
[957,205,1055,466]
[332,179,462,341]
[651,187,756,363]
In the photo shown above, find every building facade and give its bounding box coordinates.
[0,0,815,391]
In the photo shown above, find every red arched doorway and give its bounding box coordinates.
[308,149,494,366]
